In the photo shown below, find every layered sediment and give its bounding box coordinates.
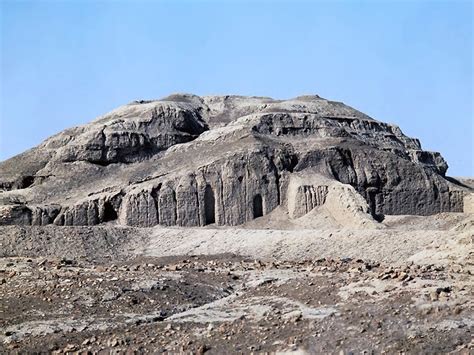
[0,94,469,227]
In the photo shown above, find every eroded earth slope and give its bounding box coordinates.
[0,94,470,228]
[1,94,473,353]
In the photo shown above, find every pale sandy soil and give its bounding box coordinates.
[0,211,473,353]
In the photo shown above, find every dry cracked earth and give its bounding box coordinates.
[1,253,473,354]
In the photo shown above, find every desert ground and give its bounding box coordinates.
[1,211,472,354]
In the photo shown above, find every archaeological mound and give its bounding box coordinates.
[0,94,469,227]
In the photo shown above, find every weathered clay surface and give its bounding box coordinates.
[0,94,470,227]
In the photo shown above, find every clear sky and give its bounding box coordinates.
[1,0,472,176]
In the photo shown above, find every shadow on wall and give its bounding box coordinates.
[253,194,263,219]
[102,201,118,222]
[204,185,216,225]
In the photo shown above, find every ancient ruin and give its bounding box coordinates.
[0,94,469,227]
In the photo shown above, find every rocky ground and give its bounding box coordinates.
[1,252,473,354]
[1,92,472,353]
[1,212,473,354]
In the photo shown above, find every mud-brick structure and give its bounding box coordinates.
[0,94,469,227]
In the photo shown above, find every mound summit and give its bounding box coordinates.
[0,94,469,227]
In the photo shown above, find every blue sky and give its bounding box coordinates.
[1,0,472,176]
